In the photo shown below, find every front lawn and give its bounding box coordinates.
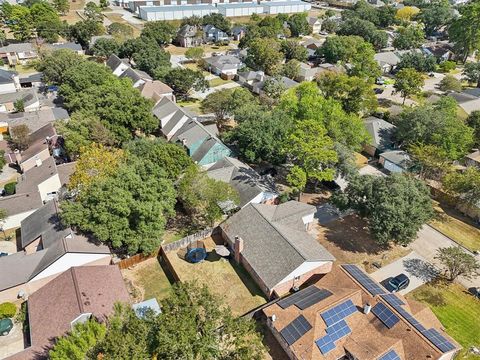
[209,77,232,87]
[408,283,480,360]
[430,202,480,252]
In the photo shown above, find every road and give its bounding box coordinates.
[192,81,240,99]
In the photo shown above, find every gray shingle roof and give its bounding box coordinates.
[16,156,58,195]
[380,150,411,169]
[220,201,334,290]
[119,67,152,83]
[0,108,68,134]
[106,54,129,71]
[204,55,242,71]
[0,88,38,107]
[0,68,17,84]
[0,191,42,217]
[364,116,396,152]
[0,42,35,53]
[45,42,82,52]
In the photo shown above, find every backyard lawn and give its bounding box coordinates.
[122,257,172,303]
[164,235,266,316]
[430,202,480,252]
[409,283,480,360]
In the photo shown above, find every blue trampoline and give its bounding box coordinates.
[186,247,207,263]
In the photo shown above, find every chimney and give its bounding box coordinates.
[271,314,276,322]
[234,236,243,263]
[35,158,42,167]
[364,303,372,314]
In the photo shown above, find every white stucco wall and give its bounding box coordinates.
[2,210,36,231]
[276,261,329,286]
[37,174,62,202]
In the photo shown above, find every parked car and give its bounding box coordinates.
[468,287,480,299]
[388,274,410,292]
[376,77,385,85]
[374,88,384,94]
[0,318,13,336]
[0,252,8,257]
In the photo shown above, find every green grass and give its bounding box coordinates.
[209,77,232,87]
[409,283,480,359]
[133,258,172,302]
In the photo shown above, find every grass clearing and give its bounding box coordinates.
[408,283,480,359]
[164,235,266,316]
[103,12,142,37]
[209,77,232,87]
[430,202,480,252]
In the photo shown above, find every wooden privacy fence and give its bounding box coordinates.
[117,252,156,270]
[161,227,219,253]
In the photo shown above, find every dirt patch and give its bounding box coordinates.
[316,215,411,273]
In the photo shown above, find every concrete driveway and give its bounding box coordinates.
[0,322,25,359]
[370,251,437,295]
[0,241,16,254]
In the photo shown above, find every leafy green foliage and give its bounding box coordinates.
[67,19,104,47]
[91,38,120,58]
[282,59,301,80]
[287,12,311,37]
[185,47,204,61]
[463,62,480,87]
[435,246,480,281]
[7,5,34,40]
[467,111,480,147]
[393,67,424,104]
[84,1,102,21]
[408,143,451,180]
[131,38,171,77]
[35,49,84,85]
[246,38,283,75]
[337,18,388,50]
[396,52,437,73]
[0,302,16,319]
[448,0,480,62]
[443,167,480,209]
[438,74,462,92]
[438,60,457,73]
[287,165,308,193]
[333,174,434,245]
[393,24,425,50]
[202,13,231,32]
[141,21,177,47]
[162,68,208,99]
[49,320,106,360]
[107,22,133,42]
[343,1,396,28]
[280,40,308,61]
[4,182,16,195]
[53,0,69,14]
[0,150,5,173]
[416,0,453,36]
[10,124,30,151]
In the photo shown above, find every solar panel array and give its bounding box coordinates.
[378,349,401,360]
[280,315,312,346]
[372,302,400,329]
[381,293,456,353]
[315,320,352,354]
[342,264,387,296]
[321,299,357,327]
[277,286,333,310]
[380,293,405,306]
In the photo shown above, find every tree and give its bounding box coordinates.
[316,72,378,115]
[261,76,287,105]
[393,24,425,50]
[163,68,208,100]
[343,0,380,26]
[35,49,84,85]
[448,0,480,62]
[185,47,204,62]
[13,99,24,113]
[84,1,102,22]
[10,124,30,151]
[53,0,69,14]
[0,150,5,175]
[67,19,104,47]
[287,12,311,37]
[394,68,424,104]
[287,165,308,194]
[333,174,434,245]
[49,320,106,360]
[443,166,480,209]
[395,6,420,22]
[202,13,231,33]
[438,74,462,92]
[321,18,339,33]
[107,22,133,42]
[467,111,480,147]
[283,119,338,185]
[282,59,301,80]
[463,62,480,87]
[416,0,453,36]
[30,1,64,43]
[0,30,5,46]
[8,5,34,41]
[396,52,437,73]
[99,0,109,9]
[377,5,397,27]
[246,38,283,75]
[408,143,451,180]
[435,246,480,281]
[60,61,115,95]
[438,60,456,73]
[280,40,307,62]
[337,18,388,50]
[91,38,119,59]
[141,21,176,47]
[178,165,239,226]
[131,38,171,77]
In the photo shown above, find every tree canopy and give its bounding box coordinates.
[435,246,480,281]
[162,68,208,99]
[337,18,388,50]
[394,67,424,104]
[449,0,480,62]
[246,38,283,75]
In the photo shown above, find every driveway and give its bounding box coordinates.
[192,81,240,100]
[0,322,25,359]
[0,241,16,254]
[370,251,437,295]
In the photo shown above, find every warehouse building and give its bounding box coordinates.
[139,4,218,21]
[217,2,265,16]
[262,0,311,14]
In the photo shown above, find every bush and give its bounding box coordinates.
[4,182,16,195]
[0,302,16,319]
[438,61,457,73]
[439,75,462,92]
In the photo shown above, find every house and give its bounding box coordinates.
[5,265,129,359]
[206,157,278,208]
[119,67,152,88]
[89,34,114,47]
[237,70,266,88]
[301,38,325,59]
[204,54,242,79]
[252,75,299,96]
[307,16,323,33]
[106,54,131,76]
[0,192,42,231]
[379,150,411,173]
[0,88,40,113]
[15,156,62,202]
[421,42,454,62]
[153,97,232,166]
[203,24,229,43]
[0,200,112,303]
[0,107,69,134]
[44,42,84,55]
[176,25,202,48]
[448,90,480,115]
[220,201,335,297]
[465,150,480,168]
[263,264,459,360]
[232,25,247,41]
[374,51,401,73]
[0,43,37,65]
[0,68,20,94]
[363,116,397,157]
[18,72,43,88]
[296,62,342,82]
[138,80,175,103]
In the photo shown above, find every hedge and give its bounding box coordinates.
[4,182,16,195]
[0,302,16,319]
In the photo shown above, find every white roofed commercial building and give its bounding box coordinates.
[263,0,311,14]
[139,4,217,21]
[217,2,265,16]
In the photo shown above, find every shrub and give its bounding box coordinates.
[4,182,15,195]
[439,75,462,92]
[0,302,16,319]
[438,61,457,73]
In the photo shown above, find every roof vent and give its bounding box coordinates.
[35,158,42,167]
[271,314,276,322]
[364,303,372,314]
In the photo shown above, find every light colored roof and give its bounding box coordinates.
[141,4,217,11]
[106,54,129,71]
[220,201,334,289]
[466,150,480,163]
[0,88,38,107]
[374,51,401,66]
[263,0,310,5]
[45,42,82,52]
[139,80,173,100]
[204,55,242,71]
[0,42,35,53]
[380,150,411,169]
[16,156,58,195]
[0,191,42,217]
[1,108,68,134]
[216,2,264,8]
[119,67,152,83]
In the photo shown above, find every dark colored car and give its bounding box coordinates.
[0,318,13,336]
[388,274,410,292]
[468,287,480,299]
[374,88,384,94]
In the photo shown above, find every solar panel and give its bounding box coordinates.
[280,315,312,346]
[422,328,456,353]
[380,293,405,306]
[372,302,400,329]
[321,299,357,327]
[277,286,333,310]
[342,264,386,296]
[378,349,401,360]
[315,320,352,355]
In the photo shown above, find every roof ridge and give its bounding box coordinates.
[71,267,84,314]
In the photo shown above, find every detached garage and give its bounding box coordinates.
[263,0,311,14]
[217,2,265,17]
[139,4,218,21]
